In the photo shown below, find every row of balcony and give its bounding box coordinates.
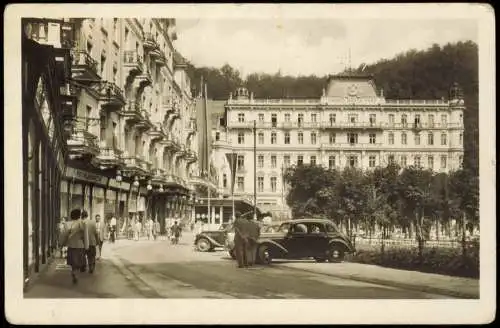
[227,121,463,130]
[227,98,451,106]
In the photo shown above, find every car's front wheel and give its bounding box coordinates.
[258,244,272,265]
[196,238,211,252]
[327,244,345,263]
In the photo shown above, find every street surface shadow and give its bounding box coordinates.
[118,259,447,299]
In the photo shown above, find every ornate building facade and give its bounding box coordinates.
[22,17,209,253]
[213,75,465,217]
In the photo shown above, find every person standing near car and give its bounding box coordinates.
[233,211,250,268]
[246,214,261,267]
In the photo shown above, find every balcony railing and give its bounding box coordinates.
[228,98,319,105]
[67,121,100,155]
[92,81,125,106]
[143,32,159,50]
[71,50,99,76]
[384,99,449,105]
[321,122,385,129]
[123,50,144,74]
[321,142,384,149]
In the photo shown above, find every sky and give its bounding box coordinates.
[174,18,477,78]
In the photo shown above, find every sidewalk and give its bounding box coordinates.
[278,261,479,298]
[23,245,147,298]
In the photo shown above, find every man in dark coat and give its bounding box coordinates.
[233,211,250,268]
[245,213,261,266]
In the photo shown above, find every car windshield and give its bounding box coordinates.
[277,223,291,232]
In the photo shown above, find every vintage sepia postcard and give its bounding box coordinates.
[4,3,496,325]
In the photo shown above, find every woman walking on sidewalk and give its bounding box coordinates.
[59,208,89,285]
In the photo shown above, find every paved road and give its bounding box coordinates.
[104,236,451,299]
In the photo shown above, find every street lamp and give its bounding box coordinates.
[133,176,139,187]
[147,180,153,191]
[116,170,122,182]
[159,184,164,193]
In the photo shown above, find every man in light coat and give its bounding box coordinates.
[83,211,99,274]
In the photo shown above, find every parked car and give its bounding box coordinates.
[194,224,231,252]
[228,218,356,264]
[225,223,280,259]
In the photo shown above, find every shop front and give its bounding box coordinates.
[22,32,69,286]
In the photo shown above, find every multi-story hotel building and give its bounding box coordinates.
[212,75,465,217]
[21,17,217,285]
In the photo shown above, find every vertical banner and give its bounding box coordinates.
[225,152,238,195]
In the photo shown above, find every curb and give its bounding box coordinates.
[106,251,162,298]
[278,265,479,299]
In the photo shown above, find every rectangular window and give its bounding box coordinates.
[223,174,227,188]
[297,155,303,165]
[270,177,277,192]
[348,114,358,123]
[369,133,376,144]
[388,132,394,145]
[298,113,304,127]
[237,155,244,170]
[348,133,358,144]
[257,155,264,168]
[369,155,376,167]
[369,114,376,126]
[271,132,277,144]
[441,114,448,125]
[271,114,277,128]
[329,133,336,144]
[401,133,407,145]
[298,132,304,144]
[428,156,434,169]
[310,156,316,166]
[441,155,447,169]
[389,114,395,125]
[349,155,358,168]
[257,177,264,192]
[258,113,264,122]
[215,131,220,141]
[415,114,421,126]
[401,114,408,127]
[238,113,245,122]
[237,176,244,191]
[414,156,421,167]
[415,133,421,145]
[237,132,245,144]
[283,155,291,167]
[311,113,317,123]
[328,156,336,169]
[428,133,434,145]
[428,114,435,127]
[271,155,277,168]
[441,133,447,145]
[85,105,92,130]
[284,132,290,144]
[284,113,290,122]
[388,155,395,165]
[258,132,264,144]
[100,114,106,142]
[311,132,317,144]
[329,113,336,125]
[459,133,463,145]
[401,155,407,167]
[459,155,463,168]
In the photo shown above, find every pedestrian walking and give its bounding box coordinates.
[146,217,154,240]
[170,221,181,244]
[57,217,67,258]
[233,211,251,268]
[109,215,117,243]
[95,214,106,259]
[134,219,142,241]
[84,211,99,274]
[153,219,160,241]
[59,208,89,285]
[80,210,90,272]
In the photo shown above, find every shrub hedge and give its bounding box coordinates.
[346,243,479,279]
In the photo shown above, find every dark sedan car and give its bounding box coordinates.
[194,224,231,252]
[255,218,356,264]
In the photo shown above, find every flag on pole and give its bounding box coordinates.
[225,152,238,195]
